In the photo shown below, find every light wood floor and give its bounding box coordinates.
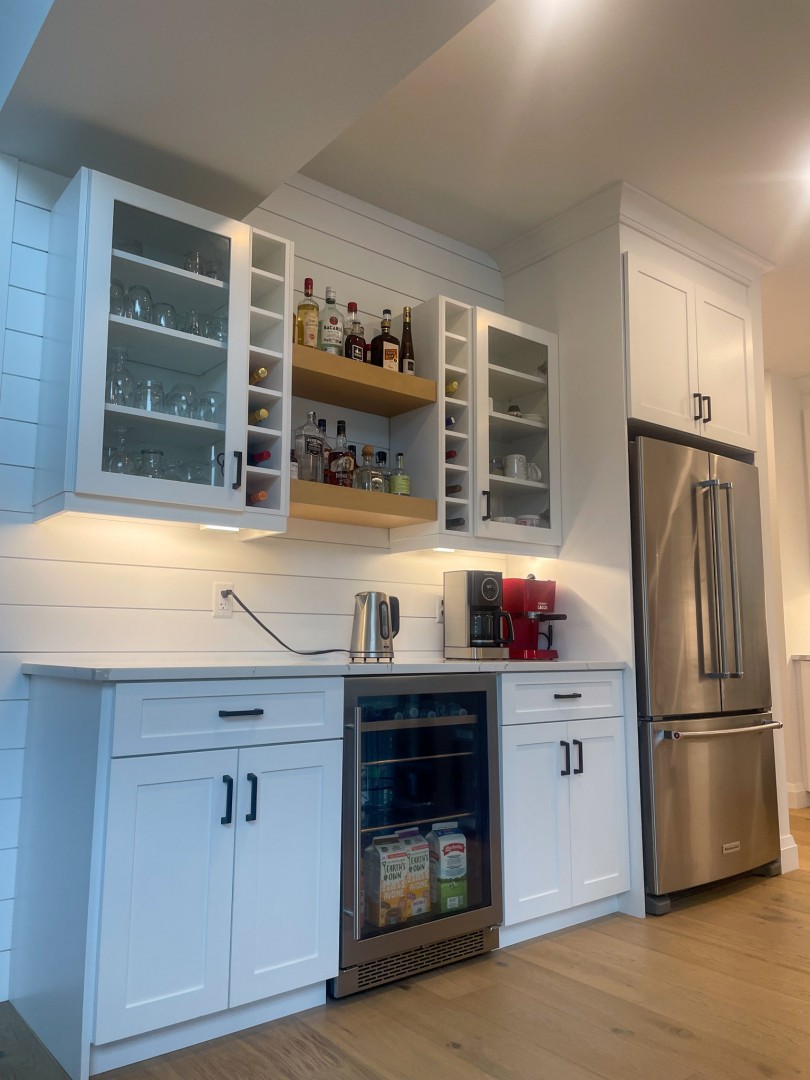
[6,811,810,1080]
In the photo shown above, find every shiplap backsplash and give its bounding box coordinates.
[0,160,513,999]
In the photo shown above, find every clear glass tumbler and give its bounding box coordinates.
[133,379,164,413]
[125,285,152,322]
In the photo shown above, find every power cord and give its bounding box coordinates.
[221,589,349,656]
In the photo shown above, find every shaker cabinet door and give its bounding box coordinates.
[695,287,756,450]
[95,750,238,1044]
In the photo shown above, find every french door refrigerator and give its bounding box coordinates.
[331,673,502,997]
[630,435,781,913]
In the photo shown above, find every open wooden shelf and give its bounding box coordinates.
[292,344,436,417]
[290,480,436,528]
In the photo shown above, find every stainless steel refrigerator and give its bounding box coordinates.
[630,435,781,913]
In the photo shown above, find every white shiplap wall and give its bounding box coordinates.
[0,163,507,999]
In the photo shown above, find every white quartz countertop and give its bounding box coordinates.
[21,655,626,682]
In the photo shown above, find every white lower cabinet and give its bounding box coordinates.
[500,673,630,927]
[95,739,341,1045]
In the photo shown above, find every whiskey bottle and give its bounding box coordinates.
[389,452,411,496]
[296,278,319,348]
[249,366,269,385]
[327,420,356,487]
[294,410,324,482]
[248,407,269,426]
[399,306,415,375]
[370,310,399,370]
[344,302,366,362]
[318,286,343,354]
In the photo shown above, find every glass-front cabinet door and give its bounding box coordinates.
[474,309,561,546]
[73,171,251,513]
[339,675,502,974]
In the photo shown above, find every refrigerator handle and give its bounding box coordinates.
[720,481,744,678]
[701,479,728,678]
[350,707,363,942]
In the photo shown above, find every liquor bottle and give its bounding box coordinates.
[446,516,466,529]
[399,306,415,375]
[445,448,457,462]
[370,309,399,370]
[318,418,332,482]
[296,278,319,348]
[247,490,268,506]
[248,407,269,426]
[445,415,457,428]
[318,286,343,354]
[327,420,356,487]
[445,482,463,496]
[344,302,366,363]
[389,452,411,496]
[348,444,358,472]
[445,379,460,395]
[249,366,269,385]
[294,410,324,482]
[289,448,299,480]
[248,449,272,466]
[375,450,390,492]
[354,445,386,491]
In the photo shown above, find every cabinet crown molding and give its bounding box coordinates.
[494,182,773,286]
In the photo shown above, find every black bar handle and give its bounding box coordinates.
[560,740,571,776]
[246,772,258,821]
[496,610,514,646]
[232,449,243,489]
[702,395,712,424]
[693,392,703,422]
[482,489,492,521]
[221,775,234,825]
[553,692,582,700]
[573,739,584,774]
[218,707,264,718]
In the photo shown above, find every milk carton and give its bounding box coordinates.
[427,821,468,913]
[396,828,431,918]
[363,836,409,927]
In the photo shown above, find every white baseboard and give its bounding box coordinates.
[781,834,801,873]
[787,782,810,809]
[497,896,620,949]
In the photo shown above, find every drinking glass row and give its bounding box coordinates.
[105,349,225,422]
[102,427,225,484]
[110,280,227,342]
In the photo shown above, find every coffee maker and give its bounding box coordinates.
[502,576,566,660]
[443,570,514,660]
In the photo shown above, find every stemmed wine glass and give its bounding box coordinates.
[102,426,135,474]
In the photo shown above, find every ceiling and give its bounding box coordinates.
[3,0,810,376]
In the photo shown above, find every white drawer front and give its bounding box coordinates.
[500,671,623,725]
[112,678,343,756]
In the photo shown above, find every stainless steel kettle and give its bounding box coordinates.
[350,591,400,662]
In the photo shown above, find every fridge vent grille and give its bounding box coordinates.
[356,929,490,990]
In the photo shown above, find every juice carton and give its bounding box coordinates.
[363,836,409,927]
[396,828,431,918]
[427,821,468,914]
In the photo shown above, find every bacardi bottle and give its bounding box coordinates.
[318,287,343,354]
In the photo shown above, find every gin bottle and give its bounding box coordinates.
[294,410,324,482]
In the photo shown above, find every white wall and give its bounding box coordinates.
[0,162,507,999]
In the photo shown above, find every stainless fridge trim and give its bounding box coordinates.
[663,719,782,740]
[339,672,503,971]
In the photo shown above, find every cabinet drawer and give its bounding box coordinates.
[500,671,623,725]
[111,678,343,756]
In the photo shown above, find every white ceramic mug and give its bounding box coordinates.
[504,453,527,479]
[526,462,543,482]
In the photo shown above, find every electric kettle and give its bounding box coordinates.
[350,591,400,662]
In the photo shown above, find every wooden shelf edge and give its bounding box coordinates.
[289,479,436,528]
[292,343,436,417]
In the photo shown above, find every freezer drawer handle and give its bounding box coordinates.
[665,720,783,740]
[218,707,264,718]
[554,692,582,699]
[246,772,258,821]
[560,740,571,776]
[573,738,584,774]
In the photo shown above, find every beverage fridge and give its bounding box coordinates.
[630,435,782,914]
[330,673,502,997]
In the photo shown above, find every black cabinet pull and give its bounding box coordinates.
[218,707,264,718]
[221,775,234,825]
[693,392,703,421]
[246,772,258,822]
[554,692,582,700]
[482,489,492,521]
[573,739,584,774]
[232,449,243,490]
[560,740,571,776]
[702,395,712,424]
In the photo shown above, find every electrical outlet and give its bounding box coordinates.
[436,597,444,623]
[213,582,234,618]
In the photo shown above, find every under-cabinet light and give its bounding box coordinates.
[433,547,456,553]
[200,524,240,532]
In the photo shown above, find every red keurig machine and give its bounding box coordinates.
[501,576,566,660]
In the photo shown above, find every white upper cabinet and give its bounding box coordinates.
[390,297,561,554]
[624,253,756,450]
[34,169,292,529]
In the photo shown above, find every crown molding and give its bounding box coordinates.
[494,181,774,286]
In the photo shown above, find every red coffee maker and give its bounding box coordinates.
[502,576,566,660]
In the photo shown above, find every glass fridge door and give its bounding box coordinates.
[342,675,501,961]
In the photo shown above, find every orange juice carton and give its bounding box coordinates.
[363,836,409,927]
[396,828,431,918]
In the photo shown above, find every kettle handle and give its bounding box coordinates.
[496,610,514,646]
[389,595,400,638]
